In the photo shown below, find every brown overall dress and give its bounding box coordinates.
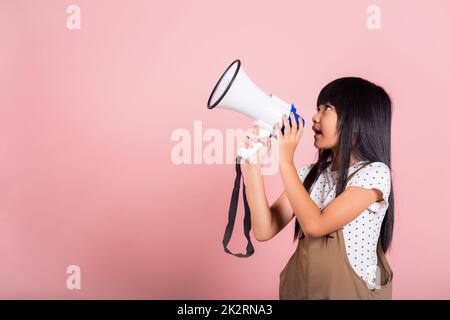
[279,163,394,300]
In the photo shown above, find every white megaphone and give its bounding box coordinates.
[207,59,305,161]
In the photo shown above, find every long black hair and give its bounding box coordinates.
[294,77,394,253]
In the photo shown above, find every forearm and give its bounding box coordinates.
[243,164,273,240]
[279,161,322,237]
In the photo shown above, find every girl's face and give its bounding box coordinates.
[312,103,340,150]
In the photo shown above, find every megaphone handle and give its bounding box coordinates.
[237,143,263,161]
[236,127,271,161]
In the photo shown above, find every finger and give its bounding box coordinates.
[274,122,281,139]
[239,137,247,149]
[290,112,297,135]
[296,117,304,140]
[247,136,255,147]
[252,124,260,136]
[296,124,303,140]
[247,128,258,142]
[282,114,290,136]
[264,137,271,152]
[244,136,253,148]
[261,137,270,147]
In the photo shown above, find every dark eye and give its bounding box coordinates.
[317,105,332,112]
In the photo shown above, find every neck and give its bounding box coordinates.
[330,150,359,171]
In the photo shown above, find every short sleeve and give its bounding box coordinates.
[346,162,391,213]
[297,163,314,183]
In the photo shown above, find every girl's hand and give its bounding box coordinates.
[274,112,304,166]
[239,125,271,165]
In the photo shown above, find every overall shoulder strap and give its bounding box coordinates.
[345,161,372,187]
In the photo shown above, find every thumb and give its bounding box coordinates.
[262,137,271,150]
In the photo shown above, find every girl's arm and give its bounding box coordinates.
[276,112,383,238]
[244,163,295,241]
[279,161,382,238]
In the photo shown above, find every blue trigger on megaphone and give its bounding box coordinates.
[280,104,305,135]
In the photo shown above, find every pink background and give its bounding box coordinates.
[1,0,449,299]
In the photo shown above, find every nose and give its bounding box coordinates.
[312,111,320,124]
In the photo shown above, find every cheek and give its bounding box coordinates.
[321,119,339,137]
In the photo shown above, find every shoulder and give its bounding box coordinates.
[297,163,315,182]
[347,161,391,211]
[353,162,391,180]
[365,161,390,171]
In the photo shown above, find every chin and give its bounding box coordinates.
[313,140,325,149]
[314,137,333,149]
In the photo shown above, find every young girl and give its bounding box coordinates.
[242,77,394,300]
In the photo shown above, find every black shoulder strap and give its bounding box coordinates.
[222,160,255,258]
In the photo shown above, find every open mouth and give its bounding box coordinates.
[312,127,322,135]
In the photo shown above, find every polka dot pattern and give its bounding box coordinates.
[297,161,391,286]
